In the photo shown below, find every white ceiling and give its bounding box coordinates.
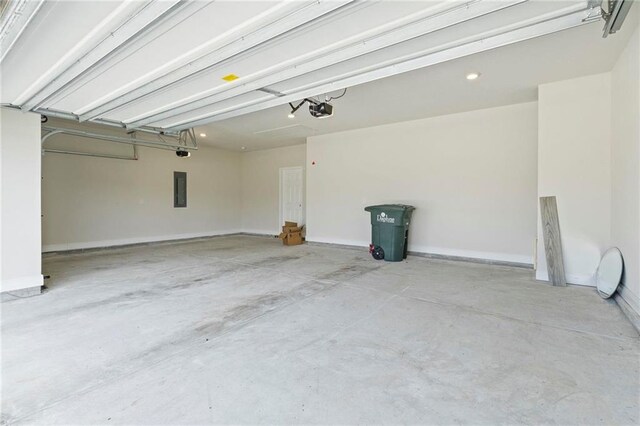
[195,10,637,151]
[0,0,636,152]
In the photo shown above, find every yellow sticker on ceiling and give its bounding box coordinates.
[222,74,239,82]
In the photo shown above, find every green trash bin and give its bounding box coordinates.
[364,204,415,262]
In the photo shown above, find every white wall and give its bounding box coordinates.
[536,73,612,286]
[42,129,242,251]
[307,102,538,264]
[611,23,640,313]
[240,144,306,234]
[0,108,43,292]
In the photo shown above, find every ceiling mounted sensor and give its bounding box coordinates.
[601,0,633,37]
[287,88,347,119]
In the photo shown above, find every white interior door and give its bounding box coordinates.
[279,166,304,227]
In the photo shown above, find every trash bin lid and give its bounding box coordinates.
[364,204,415,212]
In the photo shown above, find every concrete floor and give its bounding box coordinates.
[1,235,639,425]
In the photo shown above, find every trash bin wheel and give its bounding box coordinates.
[371,246,385,260]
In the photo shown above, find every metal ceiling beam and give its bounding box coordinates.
[602,0,633,37]
[32,107,165,133]
[165,3,594,131]
[0,0,44,64]
[43,148,139,161]
[42,130,139,160]
[76,0,355,122]
[124,0,526,129]
[41,125,198,152]
[19,0,184,111]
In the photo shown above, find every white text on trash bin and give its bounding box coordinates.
[376,212,395,224]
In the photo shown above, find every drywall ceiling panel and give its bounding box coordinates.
[194,15,634,151]
[0,0,126,102]
[267,0,576,96]
[0,0,609,132]
[99,0,513,126]
[143,0,587,128]
[252,124,316,139]
[49,1,278,113]
[95,0,441,123]
[263,0,571,94]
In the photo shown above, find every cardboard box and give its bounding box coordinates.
[279,221,304,246]
[282,221,302,233]
[283,231,302,246]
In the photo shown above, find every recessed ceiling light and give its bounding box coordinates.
[199,133,206,137]
[241,146,246,150]
[466,72,480,80]
[287,112,295,119]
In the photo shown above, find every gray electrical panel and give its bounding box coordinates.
[174,171,187,208]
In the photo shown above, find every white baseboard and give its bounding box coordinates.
[42,230,243,253]
[410,244,532,265]
[306,236,368,249]
[617,284,640,316]
[535,269,596,287]
[566,273,596,287]
[1,274,43,293]
[614,290,640,333]
[306,236,533,266]
[241,229,279,237]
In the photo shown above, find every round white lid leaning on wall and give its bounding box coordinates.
[596,247,624,299]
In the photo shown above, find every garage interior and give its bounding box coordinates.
[1,0,639,424]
